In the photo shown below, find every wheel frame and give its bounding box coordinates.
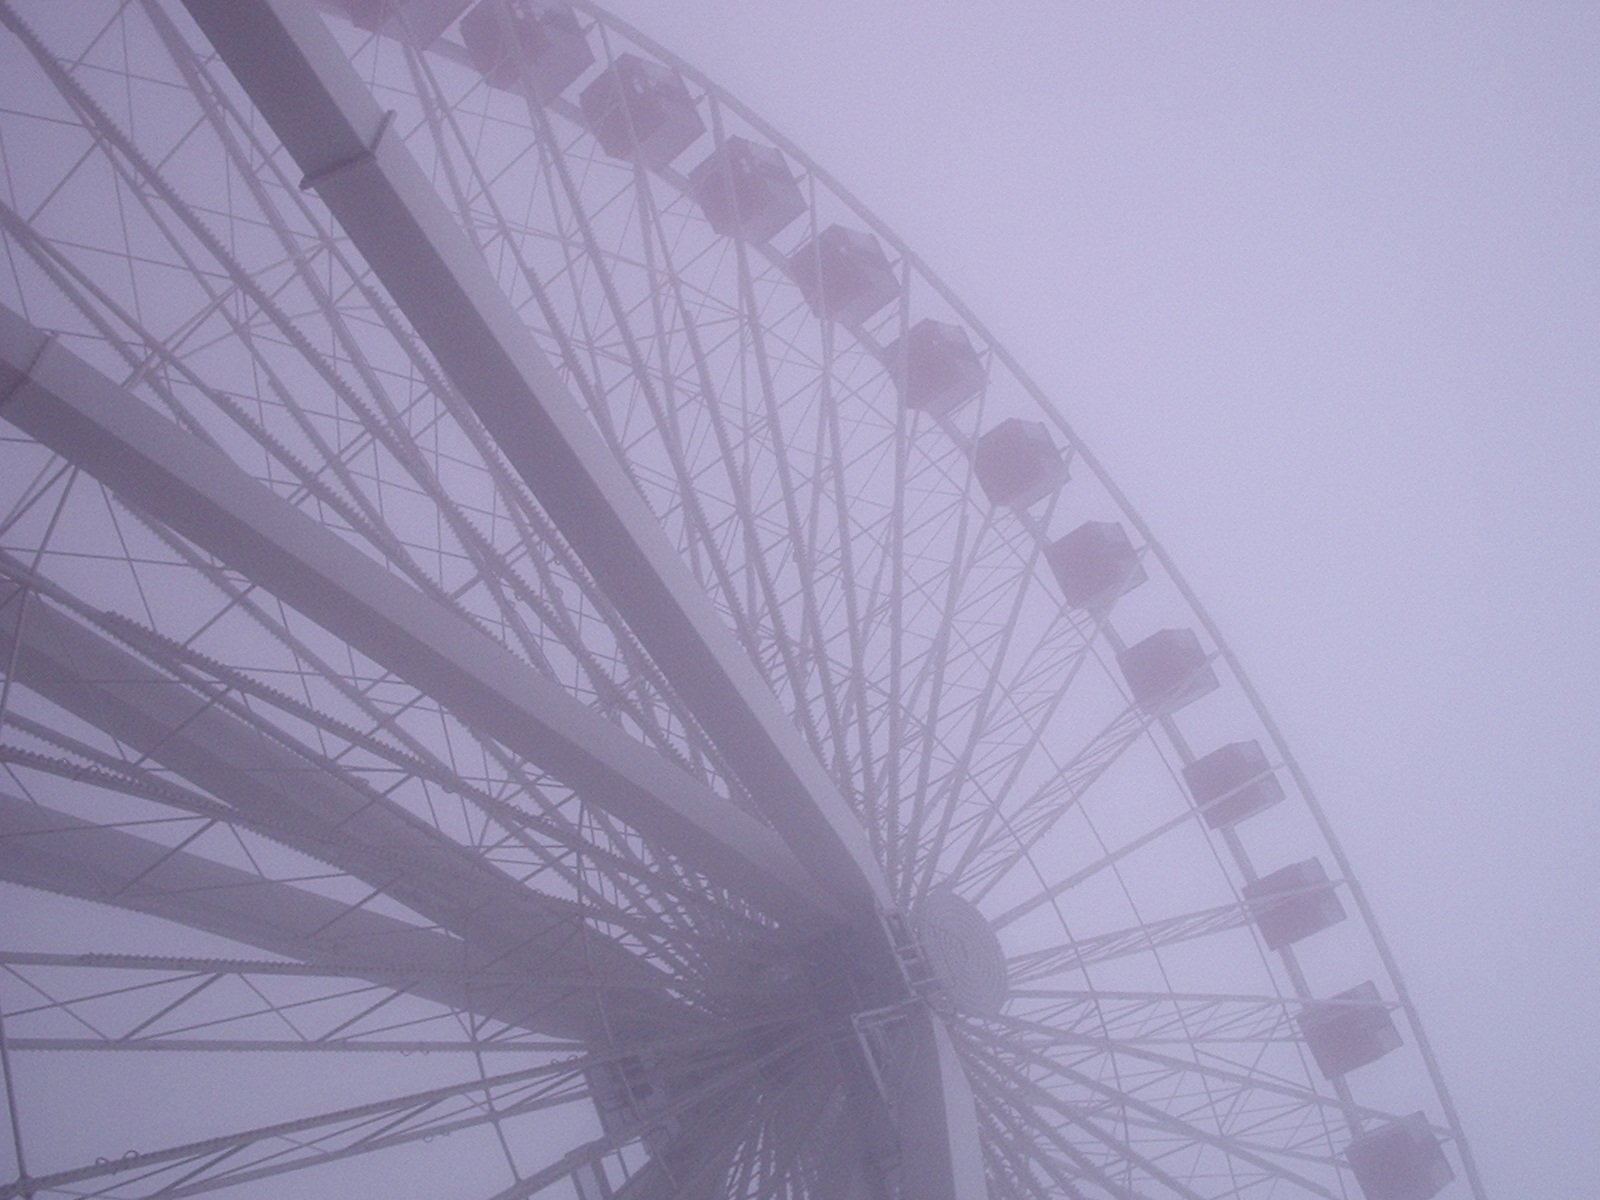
[0,2,1484,1197]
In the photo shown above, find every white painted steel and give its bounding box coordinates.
[0,2,1485,1198]
[0,307,834,930]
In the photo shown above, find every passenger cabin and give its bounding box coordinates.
[787,225,899,325]
[580,53,705,169]
[460,0,593,102]
[1242,858,1346,950]
[1346,1113,1455,1200]
[1297,980,1403,1079]
[973,418,1069,508]
[1116,628,1218,716]
[334,0,468,45]
[1182,740,1285,828]
[689,137,806,243]
[885,319,986,416]
[1044,521,1145,611]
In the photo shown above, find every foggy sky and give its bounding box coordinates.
[599,2,1600,1195]
[0,2,1593,1196]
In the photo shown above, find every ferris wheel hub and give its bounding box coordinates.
[913,888,1008,1017]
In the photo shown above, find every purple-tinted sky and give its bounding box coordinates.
[0,3,1590,1195]
[601,2,1599,1194]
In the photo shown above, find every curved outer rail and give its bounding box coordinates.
[573,5,1488,1194]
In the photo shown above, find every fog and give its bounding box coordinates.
[598,2,1600,1194]
[1,2,1596,1197]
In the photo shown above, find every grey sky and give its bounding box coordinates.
[0,2,1593,1195]
[599,1,1600,1195]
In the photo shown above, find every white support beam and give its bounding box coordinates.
[176,0,889,917]
[0,792,595,1038]
[895,1010,991,1200]
[0,582,683,1018]
[0,305,834,930]
[0,7,991,1192]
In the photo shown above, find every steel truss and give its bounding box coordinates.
[0,2,1484,1199]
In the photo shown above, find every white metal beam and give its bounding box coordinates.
[0,791,596,1038]
[176,0,889,917]
[0,581,687,1017]
[168,6,989,1192]
[895,1010,991,1200]
[0,305,834,930]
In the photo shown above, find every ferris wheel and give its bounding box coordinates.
[0,2,1486,1199]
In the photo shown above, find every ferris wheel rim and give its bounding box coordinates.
[551,5,1487,1189]
[0,1,1487,1197]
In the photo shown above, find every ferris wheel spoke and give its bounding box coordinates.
[388,1018,824,1200]
[0,542,712,965]
[625,149,851,773]
[134,489,730,918]
[608,171,836,772]
[42,2,741,799]
[941,694,1158,902]
[908,577,1094,812]
[4,1036,566,1055]
[780,1076,890,1200]
[470,97,679,508]
[497,122,774,687]
[2,947,818,1060]
[739,1063,845,1200]
[512,1022,822,1200]
[876,301,913,890]
[0,16,476,606]
[990,806,1216,935]
[1,177,624,767]
[983,1060,1336,1200]
[0,955,548,1054]
[966,1059,1146,1200]
[0,200,436,600]
[1024,1080,1344,1200]
[11,512,727,940]
[0,674,749,1009]
[0,551,734,958]
[973,1100,1072,1200]
[811,317,891,852]
[704,102,859,783]
[0,1046,605,1200]
[966,1013,1381,1175]
[0,793,643,1038]
[1000,988,1346,1051]
[889,494,1092,901]
[0,953,571,1054]
[180,0,892,919]
[0,579,704,991]
[892,493,994,902]
[904,531,1069,897]
[968,1044,1259,1200]
[0,310,834,929]
[458,46,792,716]
[1006,903,1260,985]
[64,30,720,780]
